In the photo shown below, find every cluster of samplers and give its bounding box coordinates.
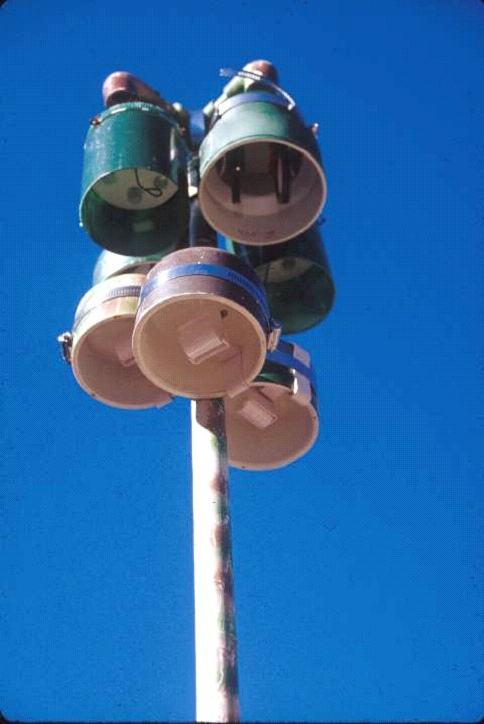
[59,61,335,470]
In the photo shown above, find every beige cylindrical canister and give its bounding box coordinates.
[71,273,173,410]
[224,340,319,470]
[132,247,279,399]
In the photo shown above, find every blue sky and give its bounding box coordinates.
[1,0,483,721]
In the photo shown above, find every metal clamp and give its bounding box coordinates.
[74,284,142,328]
[57,331,73,364]
[267,321,281,352]
[219,68,297,111]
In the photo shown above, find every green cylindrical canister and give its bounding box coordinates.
[80,102,189,256]
[226,224,335,334]
[199,91,327,245]
[92,249,167,286]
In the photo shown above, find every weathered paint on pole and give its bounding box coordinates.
[191,398,240,723]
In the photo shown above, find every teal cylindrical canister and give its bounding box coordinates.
[198,91,327,245]
[226,224,335,335]
[92,249,167,286]
[80,102,189,256]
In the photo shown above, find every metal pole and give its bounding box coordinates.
[191,397,240,723]
[187,196,239,722]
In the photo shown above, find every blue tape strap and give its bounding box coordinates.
[141,263,271,324]
[74,285,142,327]
[266,347,316,386]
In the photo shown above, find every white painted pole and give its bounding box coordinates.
[190,398,240,723]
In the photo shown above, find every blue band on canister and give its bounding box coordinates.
[266,346,316,387]
[141,263,272,327]
[74,285,142,328]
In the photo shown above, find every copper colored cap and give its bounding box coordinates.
[243,60,279,85]
[102,71,165,109]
